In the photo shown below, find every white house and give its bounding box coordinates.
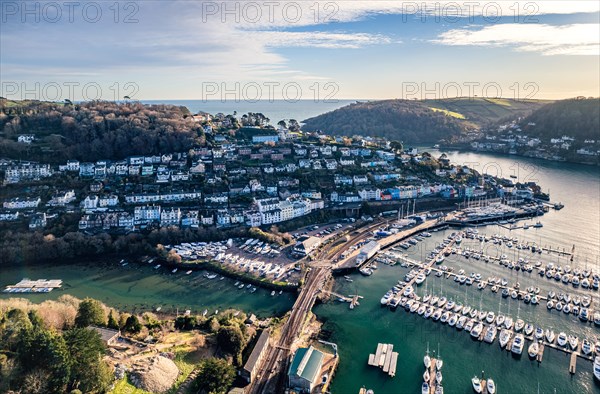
[3,197,41,209]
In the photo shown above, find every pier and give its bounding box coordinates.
[3,278,62,293]
[570,352,578,374]
[367,343,398,377]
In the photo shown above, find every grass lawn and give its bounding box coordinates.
[111,377,153,394]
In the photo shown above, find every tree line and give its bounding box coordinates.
[0,100,205,162]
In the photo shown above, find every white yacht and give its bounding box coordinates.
[557,332,568,347]
[457,316,467,330]
[380,290,393,305]
[582,339,593,355]
[487,378,496,394]
[514,319,525,332]
[545,329,555,344]
[424,352,431,369]
[594,357,600,381]
[499,329,512,348]
[504,317,514,330]
[496,314,505,327]
[422,382,429,394]
[472,376,482,393]
[448,314,458,327]
[535,327,544,341]
[484,325,498,343]
[471,322,484,338]
[436,358,443,370]
[511,334,525,355]
[568,335,579,351]
[528,341,539,358]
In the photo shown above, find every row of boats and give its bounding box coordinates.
[460,231,599,286]
[386,288,599,357]
[391,254,600,326]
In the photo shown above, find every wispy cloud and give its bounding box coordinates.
[434,24,600,56]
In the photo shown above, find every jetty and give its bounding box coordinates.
[367,343,397,377]
[3,278,62,293]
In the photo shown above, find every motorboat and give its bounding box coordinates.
[487,378,496,394]
[457,316,467,330]
[496,314,505,327]
[528,341,540,358]
[511,334,525,355]
[380,290,393,305]
[410,302,420,313]
[440,311,450,324]
[471,322,484,338]
[424,307,434,319]
[436,358,443,370]
[557,332,568,347]
[465,319,474,332]
[423,370,430,382]
[582,339,593,355]
[448,314,458,327]
[523,323,534,337]
[484,325,498,343]
[532,326,542,339]
[545,329,555,344]
[485,311,495,324]
[594,357,600,381]
[568,335,579,351]
[472,376,482,393]
[499,329,512,348]
[422,382,430,394]
[504,317,514,330]
[478,310,487,321]
[514,319,525,332]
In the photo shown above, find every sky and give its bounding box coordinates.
[1,1,599,101]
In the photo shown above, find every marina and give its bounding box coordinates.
[316,149,600,394]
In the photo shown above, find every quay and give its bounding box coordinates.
[3,278,62,293]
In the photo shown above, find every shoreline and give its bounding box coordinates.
[440,145,599,167]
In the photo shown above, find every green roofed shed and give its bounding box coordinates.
[287,346,324,392]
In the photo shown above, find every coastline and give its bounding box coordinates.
[441,144,600,166]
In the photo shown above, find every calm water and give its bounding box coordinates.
[0,261,294,318]
[316,150,600,394]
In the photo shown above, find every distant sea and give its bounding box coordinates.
[140,99,356,123]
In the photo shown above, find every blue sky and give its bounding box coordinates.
[1,1,598,101]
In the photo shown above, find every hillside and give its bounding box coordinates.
[0,99,204,162]
[518,97,599,141]
[301,98,546,143]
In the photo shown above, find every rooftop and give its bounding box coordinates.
[288,346,324,384]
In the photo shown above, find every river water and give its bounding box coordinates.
[0,149,598,393]
[315,150,600,394]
